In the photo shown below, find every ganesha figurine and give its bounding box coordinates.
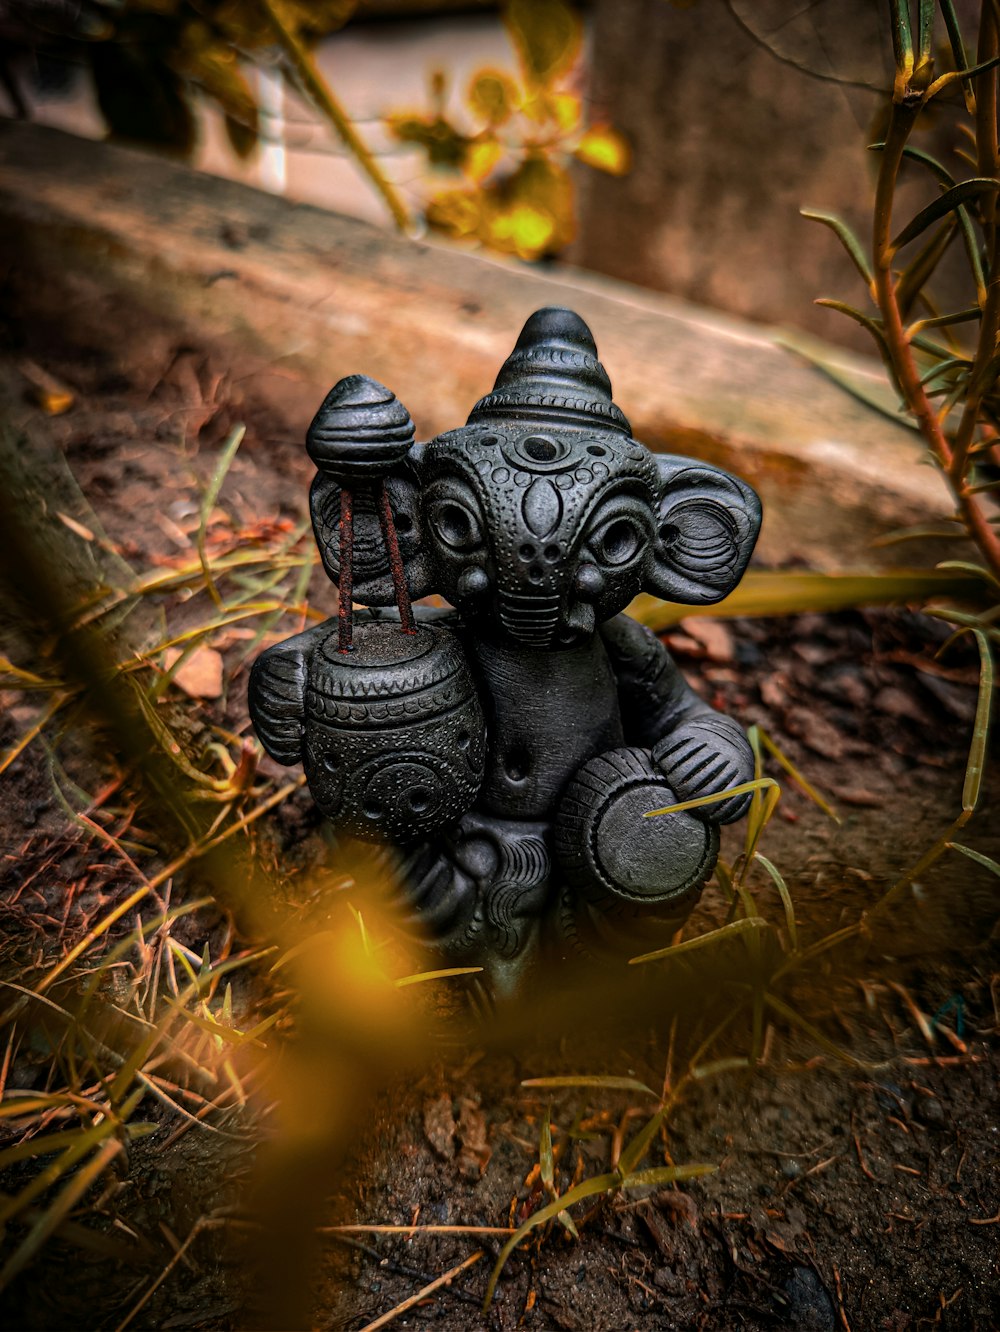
[249,308,762,996]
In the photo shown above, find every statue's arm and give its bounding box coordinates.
[247,620,333,766]
[600,614,753,823]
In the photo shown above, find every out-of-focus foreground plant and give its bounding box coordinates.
[386,0,629,259]
[0,0,410,227]
[798,0,1000,914]
[805,0,1000,585]
[1,0,626,257]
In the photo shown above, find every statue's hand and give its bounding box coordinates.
[652,715,754,824]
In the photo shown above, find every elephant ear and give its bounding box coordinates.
[309,451,435,606]
[645,455,761,604]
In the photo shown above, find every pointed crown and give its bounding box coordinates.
[467,307,631,435]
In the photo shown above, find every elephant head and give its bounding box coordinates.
[307,307,761,649]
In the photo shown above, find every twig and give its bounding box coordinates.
[356,1250,483,1332]
[258,0,410,231]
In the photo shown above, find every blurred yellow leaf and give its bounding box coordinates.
[465,136,505,183]
[467,69,518,125]
[387,113,470,169]
[505,0,581,87]
[426,187,482,239]
[482,154,575,258]
[548,90,582,133]
[574,124,631,175]
[489,202,558,259]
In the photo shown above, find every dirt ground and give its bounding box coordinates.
[1,332,998,1332]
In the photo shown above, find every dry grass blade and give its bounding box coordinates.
[628,569,985,628]
[196,424,245,610]
[629,916,772,967]
[754,726,840,822]
[360,1250,483,1332]
[755,853,799,952]
[644,777,778,819]
[0,693,67,777]
[521,1076,656,1094]
[113,1213,240,1332]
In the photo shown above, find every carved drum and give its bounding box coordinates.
[302,618,487,844]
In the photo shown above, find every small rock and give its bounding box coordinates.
[653,1265,685,1295]
[914,1094,946,1128]
[777,1265,836,1331]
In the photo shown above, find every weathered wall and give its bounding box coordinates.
[571,0,978,348]
[0,120,956,572]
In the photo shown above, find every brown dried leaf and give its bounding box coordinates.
[422,1093,456,1160]
[164,647,224,700]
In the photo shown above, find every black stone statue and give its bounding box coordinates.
[249,308,762,995]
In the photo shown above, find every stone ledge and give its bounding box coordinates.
[0,120,953,569]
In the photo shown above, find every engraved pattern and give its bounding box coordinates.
[248,306,763,996]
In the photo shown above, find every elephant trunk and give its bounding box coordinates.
[497,590,561,647]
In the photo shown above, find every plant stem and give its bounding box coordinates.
[259,0,411,232]
[872,58,1000,584]
[951,7,1000,488]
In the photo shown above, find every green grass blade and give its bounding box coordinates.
[947,842,1000,876]
[539,1107,554,1191]
[0,1120,118,1228]
[755,853,798,953]
[482,1172,621,1310]
[800,210,873,286]
[0,1139,123,1292]
[394,967,483,988]
[763,993,874,1069]
[757,727,840,822]
[619,1163,717,1190]
[917,0,934,62]
[813,299,887,346]
[628,568,984,628]
[890,0,913,68]
[892,180,1000,253]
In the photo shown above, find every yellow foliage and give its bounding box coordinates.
[467,69,519,125]
[385,0,630,261]
[574,125,631,176]
[465,136,506,184]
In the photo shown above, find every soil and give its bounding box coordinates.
[0,332,998,1332]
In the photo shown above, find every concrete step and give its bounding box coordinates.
[0,120,956,571]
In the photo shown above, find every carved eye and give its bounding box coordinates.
[428,498,483,552]
[590,516,643,567]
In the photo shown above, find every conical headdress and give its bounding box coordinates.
[467,307,631,435]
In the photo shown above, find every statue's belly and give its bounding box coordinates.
[464,635,624,819]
